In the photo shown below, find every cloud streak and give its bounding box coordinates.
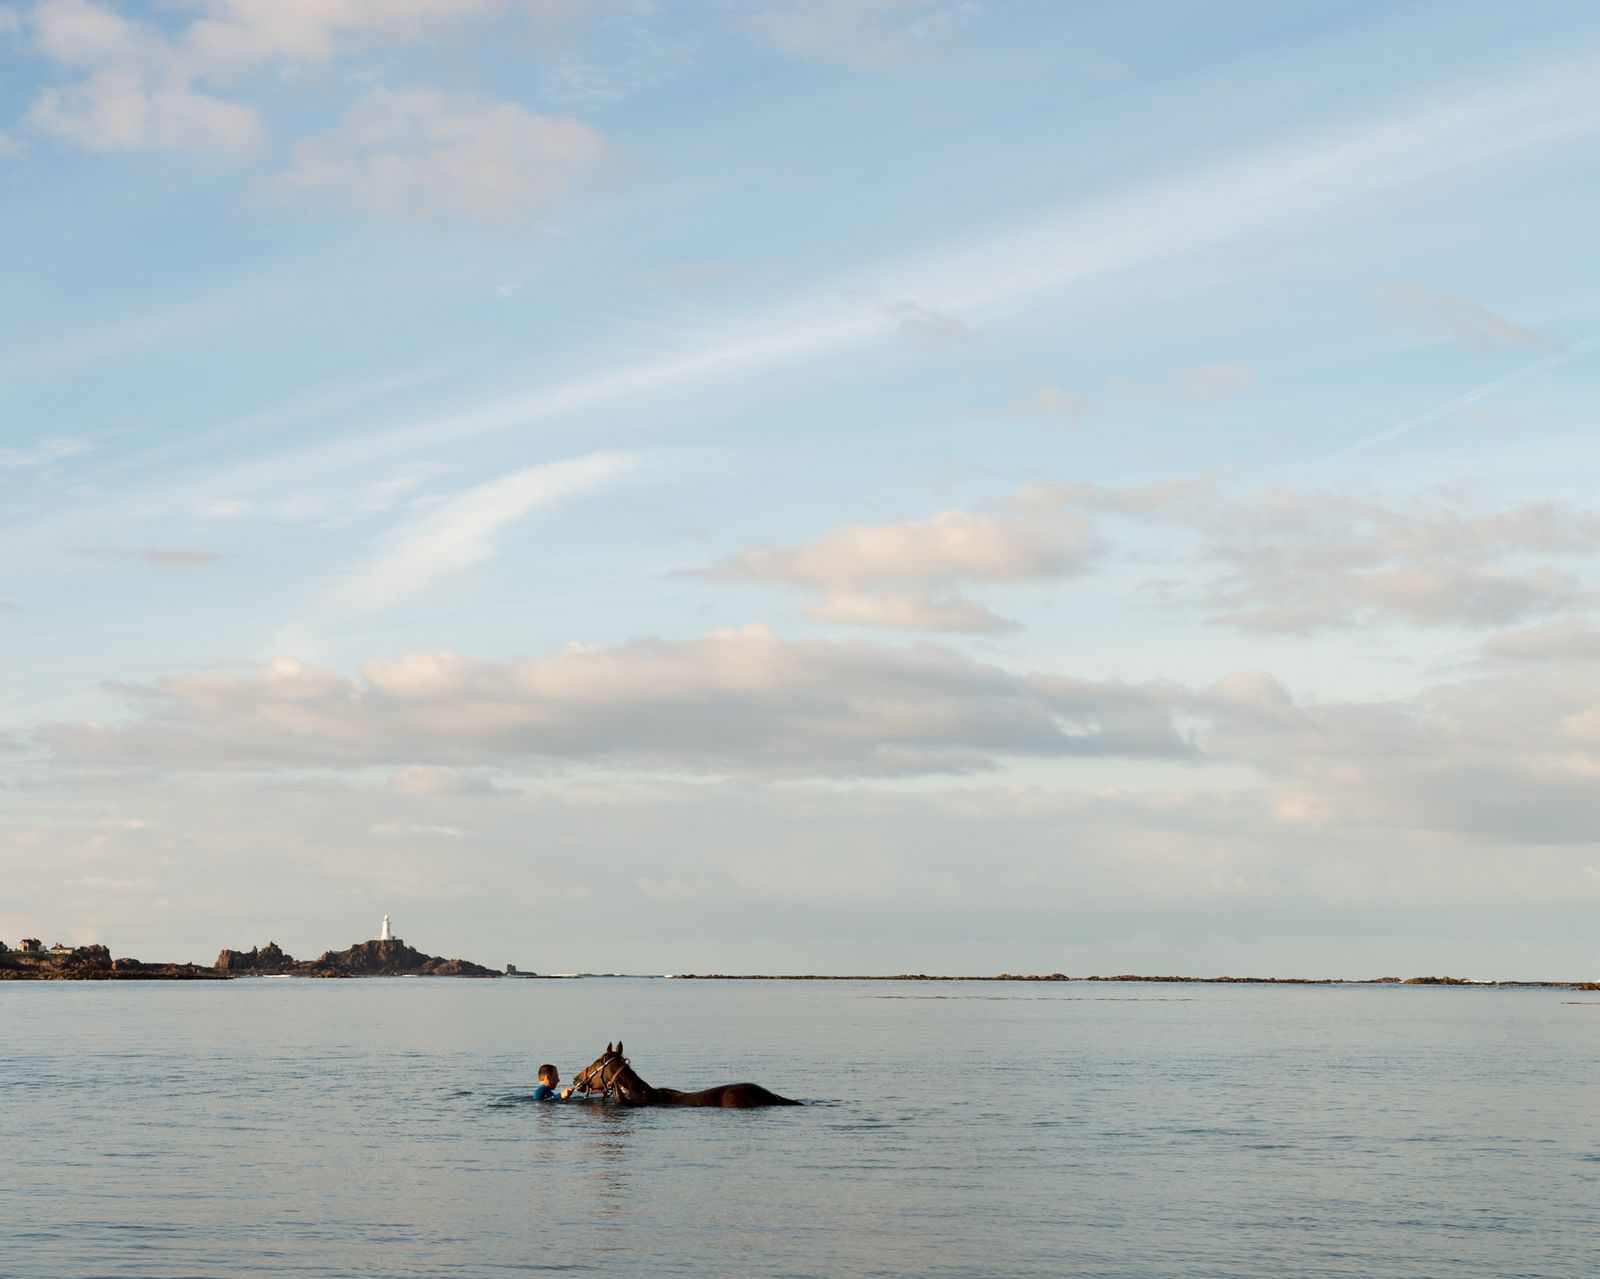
[342,451,640,611]
[1328,331,1600,461]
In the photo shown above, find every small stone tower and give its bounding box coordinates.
[379,915,392,942]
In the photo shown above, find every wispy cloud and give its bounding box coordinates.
[881,299,975,349]
[1119,484,1600,635]
[0,437,90,469]
[744,0,977,66]
[989,386,1090,425]
[72,546,228,568]
[15,61,1600,559]
[269,88,611,227]
[344,451,640,611]
[1485,618,1600,663]
[1113,360,1258,405]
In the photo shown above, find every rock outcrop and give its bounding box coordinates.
[214,941,292,972]
[214,937,499,978]
[2,935,497,979]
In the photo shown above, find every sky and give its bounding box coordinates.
[3,1,1600,977]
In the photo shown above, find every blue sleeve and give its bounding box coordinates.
[532,1084,558,1102]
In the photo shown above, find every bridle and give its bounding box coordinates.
[574,1049,629,1101]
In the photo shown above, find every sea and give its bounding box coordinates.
[3,977,1597,1278]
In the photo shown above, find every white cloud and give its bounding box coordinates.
[181,0,516,79]
[38,626,1199,776]
[29,70,266,154]
[345,451,639,611]
[1375,280,1547,351]
[271,88,611,226]
[23,0,584,158]
[27,0,266,155]
[1113,360,1258,405]
[710,496,1096,632]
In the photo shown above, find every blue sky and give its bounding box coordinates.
[4,1,1600,975]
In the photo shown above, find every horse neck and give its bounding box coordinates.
[613,1062,658,1104]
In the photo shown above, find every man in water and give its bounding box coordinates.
[532,1064,574,1102]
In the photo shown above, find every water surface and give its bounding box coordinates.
[3,979,1597,1277]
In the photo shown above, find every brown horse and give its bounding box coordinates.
[572,1041,800,1108]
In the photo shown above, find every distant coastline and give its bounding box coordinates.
[3,939,1596,988]
[670,973,1600,989]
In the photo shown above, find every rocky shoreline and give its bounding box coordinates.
[0,937,499,980]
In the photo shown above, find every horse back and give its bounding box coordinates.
[661,1084,801,1108]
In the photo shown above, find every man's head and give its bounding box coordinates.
[538,1064,559,1086]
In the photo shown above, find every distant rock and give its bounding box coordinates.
[215,941,294,972]
[2,943,224,980]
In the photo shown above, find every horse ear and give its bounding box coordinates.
[605,1042,613,1053]
[616,1039,623,1054]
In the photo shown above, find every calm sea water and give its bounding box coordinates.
[3,978,1598,1278]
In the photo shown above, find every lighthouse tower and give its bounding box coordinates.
[379,914,392,942]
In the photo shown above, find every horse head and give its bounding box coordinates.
[573,1040,629,1098]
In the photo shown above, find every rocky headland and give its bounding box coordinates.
[215,938,499,978]
[0,943,225,981]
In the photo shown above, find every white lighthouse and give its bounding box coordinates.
[379,914,392,942]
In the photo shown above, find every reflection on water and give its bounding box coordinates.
[569,1103,636,1220]
[3,979,1599,1277]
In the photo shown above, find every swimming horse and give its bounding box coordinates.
[573,1041,800,1108]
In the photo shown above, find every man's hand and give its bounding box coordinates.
[561,1088,574,1099]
